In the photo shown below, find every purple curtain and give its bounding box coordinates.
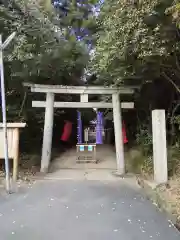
[96,111,103,144]
[77,111,82,144]
[100,112,104,144]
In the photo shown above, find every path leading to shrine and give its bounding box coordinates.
[0,177,179,239]
[50,144,117,172]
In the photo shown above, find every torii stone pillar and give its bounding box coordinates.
[112,93,125,175]
[41,92,54,173]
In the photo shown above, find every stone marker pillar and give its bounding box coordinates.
[152,110,168,184]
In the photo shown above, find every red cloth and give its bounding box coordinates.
[61,121,72,142]
[122,121,128,144]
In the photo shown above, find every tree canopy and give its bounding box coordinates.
[52,0,99,45]
[0,0,98,150]
[1,0,180,151]
[91,0,180,88]
[90,0,180,145]
[1,0,90,86]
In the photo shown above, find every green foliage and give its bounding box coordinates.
[91,0,180,92]
[166,1,180,28]
[90,0,180,158]
[127,148,153,175]
[0,0,89,126]
[168,145,180,176]
[172,114,180,129]
[0,0,91,115]
[87,0,180,177]
[0,0,96,151]
[54,0,99,44]
[136,125,153,156]
[1,0,89,84]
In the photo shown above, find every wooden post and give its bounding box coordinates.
[152,110,168,184]
[13,128,19,181]
[41,93,54,173]
[112,93,125,174]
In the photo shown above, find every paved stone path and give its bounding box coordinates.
[0,178,179,239]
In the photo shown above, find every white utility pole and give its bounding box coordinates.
[0,32,16,193]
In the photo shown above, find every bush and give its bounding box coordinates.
[127,148,153,176]
[136,126,153,156]
[168,145,180,177]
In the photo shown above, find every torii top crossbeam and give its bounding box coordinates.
[23,83,135,95]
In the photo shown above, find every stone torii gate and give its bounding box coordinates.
[24,83,135,174]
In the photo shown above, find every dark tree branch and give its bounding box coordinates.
[161,72,180,94]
